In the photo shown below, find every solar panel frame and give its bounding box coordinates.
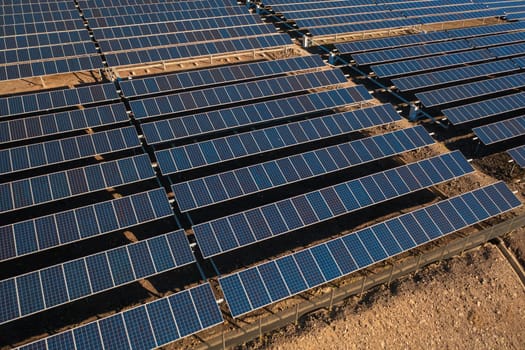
[130,69,346,119]
[508,145,525,168]
[0,188,175,262]
[0,103,129,144]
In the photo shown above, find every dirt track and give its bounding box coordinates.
[249,243,525,350]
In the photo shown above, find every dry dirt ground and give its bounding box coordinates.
[246,244,525,350]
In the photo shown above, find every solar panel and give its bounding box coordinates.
[0,154,155,214]
[120,55,325,99]
[0,126,141,175]
[488,41,525,58]
[0,229,193,325]
[98,24,276,53]
[173,126,434,212]
[0,29,91,50]
[105,34,292,67]
[0,55,102,81]
[154,102,389,176]
[0,83,119,118]
[0,42,97,65]
[371,48,493,78]
[507,145,525,168]
[473,115,525,145]
[219,181,520,317]
[416,72,525,108]
[142,86,373,144]
[337,22,525,54]
[392,59,520,92]
[129,70,347,119]
[193,151,473,258]
[0,188,174,262]
[468,31,525,49]
[353,39,472,65]
[93,14,260,40]
[0,19,84,36]
[442,91,525,125]
[0,103,129,144]
[17,283,222,349]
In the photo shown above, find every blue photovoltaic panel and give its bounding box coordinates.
[0,230,193,324]
[0,154,155,214]
[371,48,493,78]
[416,72,525,108]
[0,55,102,81]
[173,126,434,212]
[155,102,390,176]
[0,42,97,65]
[473,115,525,146]
[0,188,174,262]
[120,55,325,98]
[142,86,373,143]
[336,21,525,54]
[17,283,223,350]
[442,92,525,125]
[129,70,347,119]
[0,126,140,175]
[508,145,525,168]
[219,181,520,317]
[193,151,473,258]
[0,19,83,37]
[307,18,419,37]
[0,29,91,51]
[0,83,119,118]
[0,103,129,144]
[392,59,520,92]
[84,4,247,25]
[105,34,292,67]
[98,24,277,53]
[353,39,473,66]
[92,13,260,39]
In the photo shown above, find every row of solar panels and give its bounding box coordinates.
[336,19,525,166]
[13,179,521,349]
[264,0,503,37]
[0,0,293,80]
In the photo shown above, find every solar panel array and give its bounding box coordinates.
[193,151,473,258]
[0,1,101,80]
[18,283,223,350]
[219,182,521,317]
[77,0,292,68]
[261,0,503,38]
[335,19,525,167]
[2,1,525,349]
[0,229,194,324]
